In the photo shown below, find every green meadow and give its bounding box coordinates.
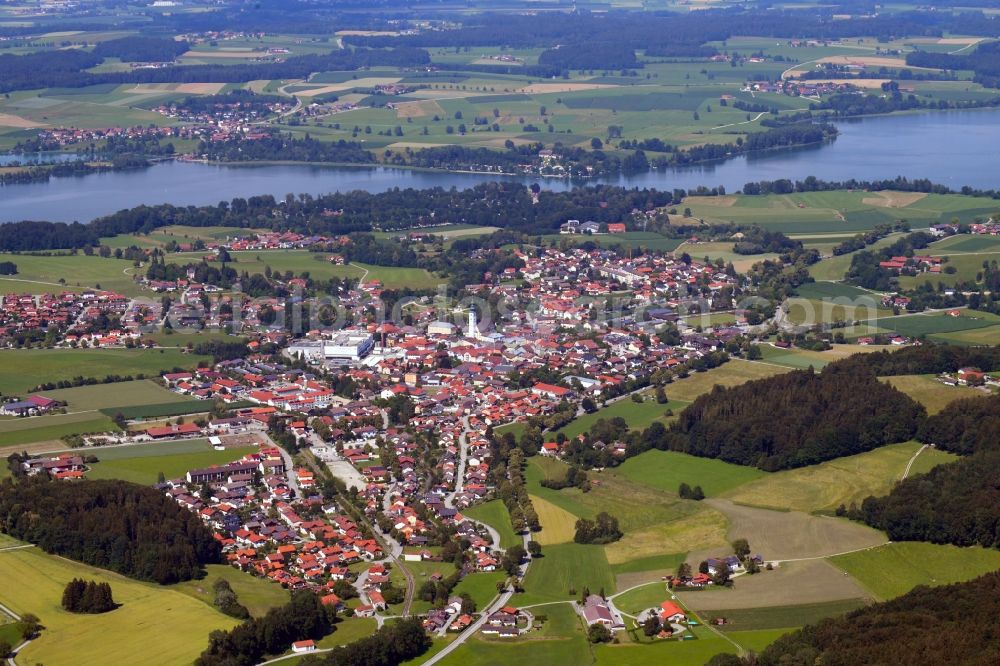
[0,348,207,395]
[723,442,957,514]
[830,542,1000,601]
[163,250,443,289]
[614,450,766,498]
[555,395,688,440]
[0,252,146,297]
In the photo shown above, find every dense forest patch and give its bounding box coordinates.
[711,570,1000,665]
[0,477,220,584]
[665,366,924,470]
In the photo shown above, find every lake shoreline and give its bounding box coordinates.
[3,109,998,223]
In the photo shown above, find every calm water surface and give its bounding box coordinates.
[1,110,998,223]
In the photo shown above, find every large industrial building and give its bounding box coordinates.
[285,331,375,365]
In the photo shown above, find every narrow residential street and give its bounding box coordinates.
[423,530,533,665]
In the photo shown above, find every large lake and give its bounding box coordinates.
[2,109,998,223]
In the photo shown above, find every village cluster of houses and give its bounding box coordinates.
[152,96,295,125]
[0,290,149,348]
[17,452,86,480]
[29,125,203,150]
[941,366,998,387]
[877,254,943,274]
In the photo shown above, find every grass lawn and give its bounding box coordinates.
[451,571,506,611]
[613,451,766,498]
[793,282,877,301]
[882,374,984,414]
[665,360,790,403]
[612,581,671,615]
[555,396,687,440]
[898,251,1000,290]
[0,348,208,395]
[317,617,379,648]
[699,599,866,632]
[757,343,890,370]
[172,564,291,618]
[591,624,782,666]
[519,542,616,605]
[0,381,199,448]
[0,547,239,666]
[808,232,910,282]
[786,296,891,326]
[610,552,686,578]
[87,444,258,485]
[931,323,1000,345]
[462,500,520,549]
[493,421,526,441]
[831,542,1000,601]
[722,442,957,514]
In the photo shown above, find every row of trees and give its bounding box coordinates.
[832,220,911,256]
[201,135,373,165]
[0,46,429,94]
[3,183,674,250]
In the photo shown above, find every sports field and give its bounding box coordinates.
[722,442,957,513]
[0,547,238,666]
[0,411,119,447]
[830,542,1000,601]
[0,348,208,395]
[86,442,258,485]
[38,379,195,411]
